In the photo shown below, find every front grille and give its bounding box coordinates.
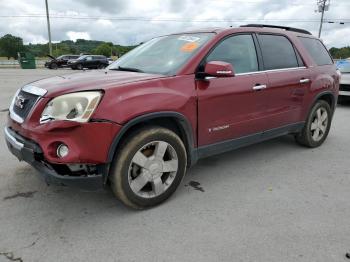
[340,84,350,92]
[12,90,39,121]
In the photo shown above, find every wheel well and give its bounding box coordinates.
[111,117,193,167]
[317,93,334,110]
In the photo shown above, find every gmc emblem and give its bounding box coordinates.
[14,95,26,109]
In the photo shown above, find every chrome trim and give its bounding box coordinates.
[235,66,307,76]
[253,84,267,90]
[9,108,24,123]
[4,127,24,150]
[9,89,24,124]
[22,85,47,96]
[204,76,217,80]
[300,78,310,84]
[9,85,47,124]
[202,67,307,79]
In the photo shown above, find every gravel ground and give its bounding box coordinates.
[0,69,350,262]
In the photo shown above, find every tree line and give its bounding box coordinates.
[329,47,350,60]
[0,33,349,60]
[0,34,136,59]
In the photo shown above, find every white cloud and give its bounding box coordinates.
[66,31,91,41]
[0,0,349,47]
[322,27,350,47]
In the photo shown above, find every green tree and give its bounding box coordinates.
[0,34,25,59]
[52,43,71,57]
[93,42,113,57]
[329,46,350,59]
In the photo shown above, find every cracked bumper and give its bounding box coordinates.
[4,126,107,191]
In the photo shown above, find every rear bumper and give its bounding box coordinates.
[4,126,106,190]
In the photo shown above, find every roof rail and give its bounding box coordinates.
[240,24,312,35]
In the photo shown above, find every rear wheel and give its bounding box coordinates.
[110,127,187,209]
[295,100,332,147]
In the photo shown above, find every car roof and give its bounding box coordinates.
[175,25,315,38]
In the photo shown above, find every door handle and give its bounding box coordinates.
[253,84,267,91]
[300,78,310,84]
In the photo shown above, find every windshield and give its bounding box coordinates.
[108,33,214,75]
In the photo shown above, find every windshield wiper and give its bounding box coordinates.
[111,66,144,73]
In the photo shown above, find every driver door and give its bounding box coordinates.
[196,34,269,146]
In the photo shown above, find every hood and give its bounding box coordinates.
[47,55,56,60]
[27,70,165,97]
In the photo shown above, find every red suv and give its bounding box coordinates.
[5,25,339,208]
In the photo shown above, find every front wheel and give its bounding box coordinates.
[295,100,332,148]
[50,63,58,69]
[110,127,187,209]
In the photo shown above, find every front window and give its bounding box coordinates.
[206,34,259,74]
[108,33,214,75]
[78,55,88,61]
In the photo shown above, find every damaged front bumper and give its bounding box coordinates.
[4,126,107,191]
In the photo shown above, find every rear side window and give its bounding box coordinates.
[298,37,333,66]
[206,34,259,74]
[258,34,299,70]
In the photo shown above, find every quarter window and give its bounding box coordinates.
[258,34,299,70]
[298,37,333,66]
[206,34,259,74]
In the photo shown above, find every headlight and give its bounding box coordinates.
[40,91,102,124]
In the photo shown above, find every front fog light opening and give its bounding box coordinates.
[57,144,69,158]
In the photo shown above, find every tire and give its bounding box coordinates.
[77,64,83,70]
[295,100,332,148]
[109,127,187,209]
[98,64,105,69]
[50,63,58,69]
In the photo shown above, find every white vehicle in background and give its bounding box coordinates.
[337,59,350,103]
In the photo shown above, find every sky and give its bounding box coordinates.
[0,0,349,48]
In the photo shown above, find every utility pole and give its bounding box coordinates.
[45,0,52,56]
[316,0,330,38]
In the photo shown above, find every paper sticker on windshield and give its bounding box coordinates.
[180,42,199,52]
[178,35,201,42]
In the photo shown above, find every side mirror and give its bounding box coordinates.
[204,61,235,77]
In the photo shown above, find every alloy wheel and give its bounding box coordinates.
[128,141,179,198]
[310,107,328,142]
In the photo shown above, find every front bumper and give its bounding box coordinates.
[4,126,107,190]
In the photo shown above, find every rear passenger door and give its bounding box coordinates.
[257,34,310,130]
